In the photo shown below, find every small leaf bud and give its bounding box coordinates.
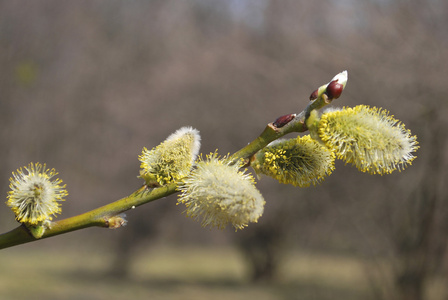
[324,70,347,100]
[273,114,296,128]
[309,89,319,101]
[106,214,128,229]
[325,80,344,99]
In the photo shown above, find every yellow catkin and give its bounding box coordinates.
[139,127,201,186]
[317,105,418,174]
[251,135,335,187]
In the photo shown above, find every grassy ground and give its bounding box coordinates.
[0,245,445,300]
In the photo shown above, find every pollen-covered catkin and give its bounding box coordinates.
[139,127,201,186]
[308,105,418,174]
[251,135,335,187]
[6,162,68,225]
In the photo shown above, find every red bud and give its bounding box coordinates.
[273,114,296,128]
[326,80,344,99]
[309,89,319,101]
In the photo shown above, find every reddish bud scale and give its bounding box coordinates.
[309,89,319,101]
[325,80,344,99]
[273,114,296,128]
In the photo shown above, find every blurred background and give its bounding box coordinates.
[1,0,447,299]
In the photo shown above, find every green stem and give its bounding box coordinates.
[0,183,178,249]
[230,93,331,164]
[230,124,283,165]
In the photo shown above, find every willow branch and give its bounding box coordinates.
[0,71,345,250]
[230,93,332,164]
